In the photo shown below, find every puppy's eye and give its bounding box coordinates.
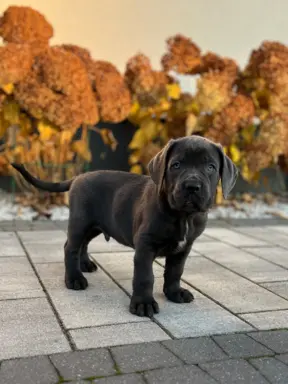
[171,161,180,170]
[207,164,216,172]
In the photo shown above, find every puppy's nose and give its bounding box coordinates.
[185,180,201,193]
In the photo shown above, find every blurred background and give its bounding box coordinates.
[0,0,288,219]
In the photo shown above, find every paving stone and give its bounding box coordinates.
[0,298,70,360]
[276,353,288,364]
[241,310,288,330]
[36,265,146,328]
[246,247,288,270]
[250,357,288,384]
[144,365,217,384]
[213,333,273,358]
[92,252,164,280]
[93,373,145,383]
[0,356,58,384]
[181,256,288,313]
[70,321,170,349]
[0,257,44,300]
[200,359,269,383]
[111,342,182,374]
[203,227,267,246]
[162,337,227,364]
[268,225,288,235]
[50,349,115,380]
[195,243,288,283]
[88,235,131,253]
[261,282,288,299]
[120,278,252,338]
[0,232,25,256]
[238,227,288,248]
[249,330,288,353]
[18,230,66,244]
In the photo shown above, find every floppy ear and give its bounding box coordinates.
[217,145,239,199]
[148,139,175,192]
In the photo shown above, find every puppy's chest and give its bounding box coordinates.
[173,222,190,253]
[159,221,191,256]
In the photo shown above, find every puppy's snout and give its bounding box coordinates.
[184,180,201,194]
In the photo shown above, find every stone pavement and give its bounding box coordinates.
[2,220,288,383]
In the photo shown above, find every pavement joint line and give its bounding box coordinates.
[191,251,288,306]
[15,231,76,352]
[244,332,277,355]
[94,259,176,340]
[241,246,288,272]
[248,357,275,384]
[0,295,45,302]
[153,259,259,330]
[66,320,151,331]
[238,308,288,315]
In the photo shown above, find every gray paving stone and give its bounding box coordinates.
[18,230,66,244]
[249,330,288,353]
[250,357,288,384]
[0,356,58,384]
[162,337,227,364]
[144,365,217,384]
[0,232,25,256]
[36,265,146,328]
[181,256,288,313]
[23,244,65,263]
[50,349,115,380]
[120,278,252,338]
[195,243,288,283]
[91,252,164,280]
[213,333,273,358]
[203,227,267,246]
[262,282,288,299]
[93,373,145,383]
[246,247,288,270]
[89,235,131,253]
[267,225,288,235]
[111,342,182,374]
[200,359,269,383]
[0,257,44,300]
[238,227,288,248]
[241,310,288,330]
[276,353,288,364]
[0,298,70,360]
[70,322,170,349]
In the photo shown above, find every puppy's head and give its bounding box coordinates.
[148,136,238,213]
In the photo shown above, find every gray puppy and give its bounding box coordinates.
[12,135,238,317]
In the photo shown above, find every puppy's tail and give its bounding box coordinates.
[11,163,73,193]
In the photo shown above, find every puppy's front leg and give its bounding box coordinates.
[163,251,194,303]
[130,244,159,318]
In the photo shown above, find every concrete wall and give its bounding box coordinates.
[1,0,287,73]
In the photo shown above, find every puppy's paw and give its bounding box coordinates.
[164,287,194,303]
[129,296,159,317]
[80,258,98,273]
[65,273,88,290]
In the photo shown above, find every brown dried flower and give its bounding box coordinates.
[14,47,99,130]
[161,34,201,73]
[205,94,255,146]
[0,43,33,86]
[0,6,53,55]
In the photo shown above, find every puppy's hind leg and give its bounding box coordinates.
[65,219,93,290]
[80,228,102,273]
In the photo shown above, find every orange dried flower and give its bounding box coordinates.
[161,34,201,73]
[0,43,33,86]
[14,47,99,130]
[0,6,53,54]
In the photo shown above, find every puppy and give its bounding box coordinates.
[12,136,238,317]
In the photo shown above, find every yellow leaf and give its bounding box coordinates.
[1,83,14,95]
[241,163,252,182]
[72,140,92,162]
[0,111,9,139]
[185,114,197,136]
[130,164,142,174]
[241,125,256,144]
[37,119,59,141]
[129,151,141,165]
[3,100,20,124]
[166,84,181,100]
[60,130,75,145]
[130,101,140,116]
[229,145,241,164]
[19,113,32,136]
[99,128,118,151]
[129,129,147,150]
[215,184,223,205]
